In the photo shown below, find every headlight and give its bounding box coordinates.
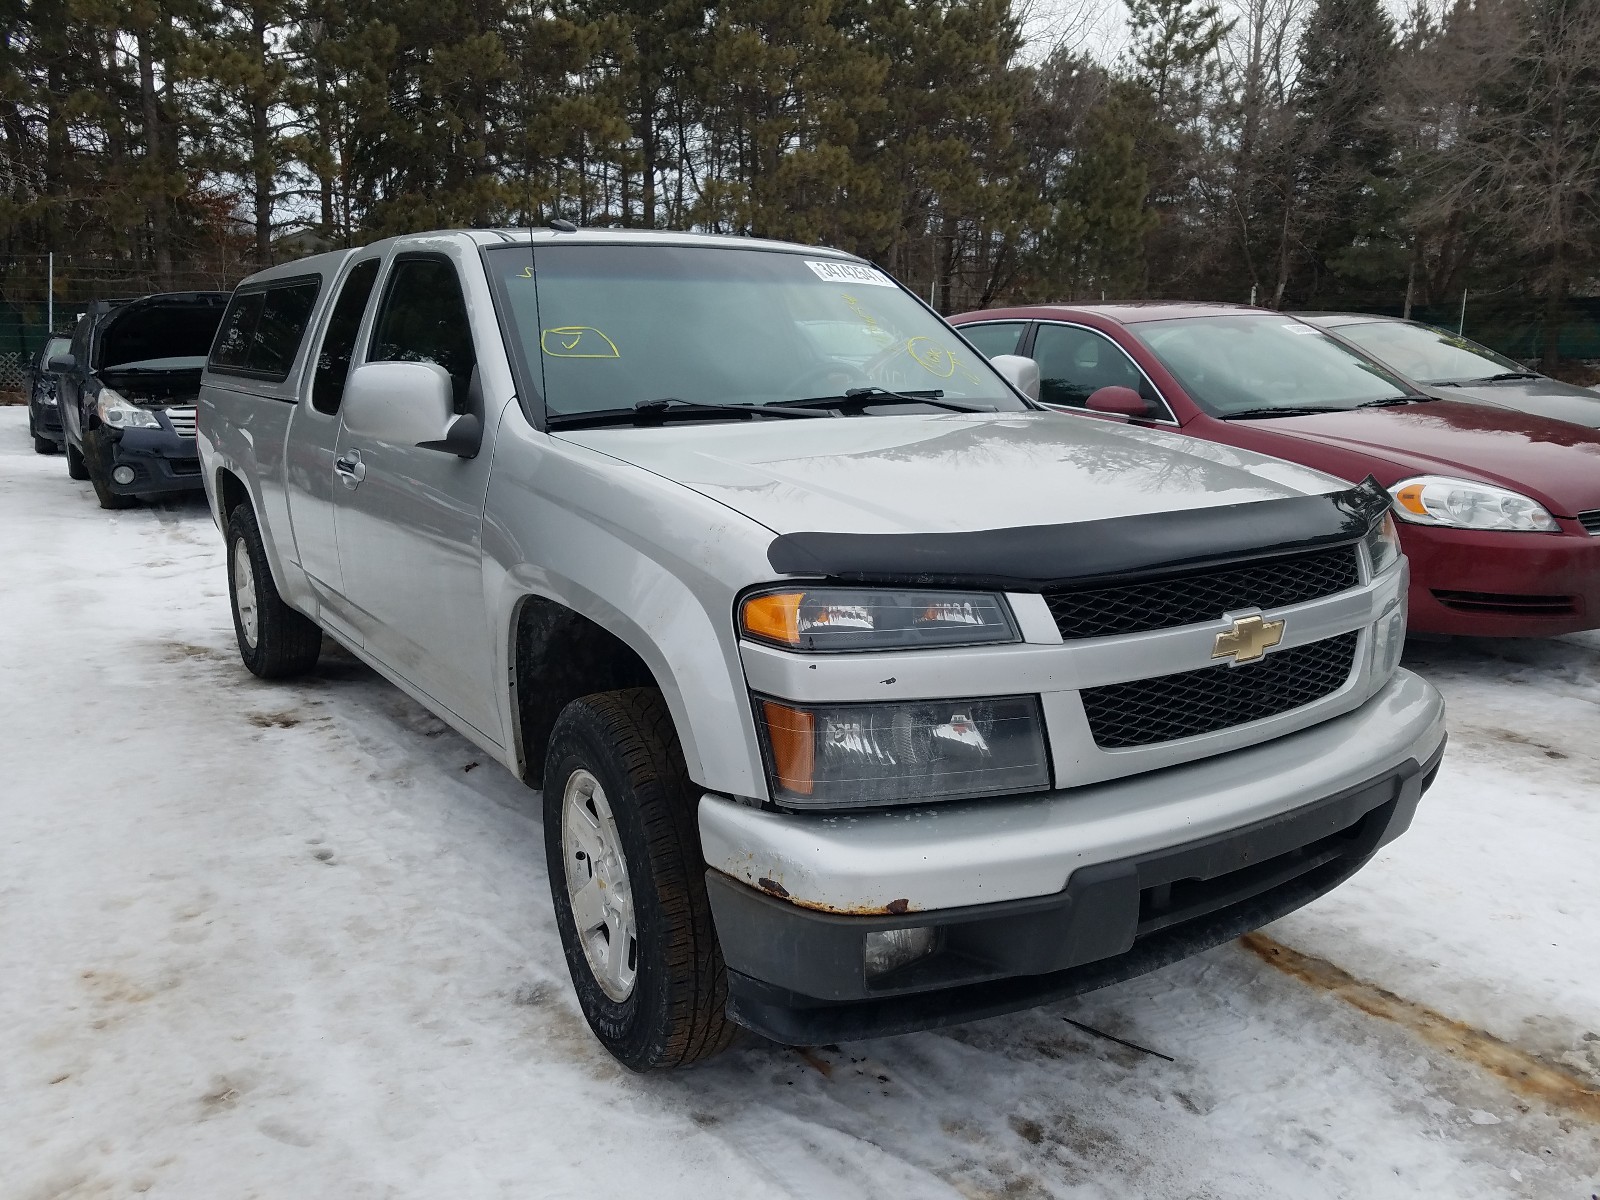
[97,388,162,429]
[1389,476,1557,532]
[741,588,1017,652]
[1362,513,1401,576]
[755,694,1050,808]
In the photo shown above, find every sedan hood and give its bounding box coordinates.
[1240,400,1600,516]
[558,411,1351,535]
[1426,378,1600,430]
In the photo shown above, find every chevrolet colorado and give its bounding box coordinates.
[198,229,1445,1070]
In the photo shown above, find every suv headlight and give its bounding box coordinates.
[740,588,1017,652]
[97,388,162,430]
[755,694,1050,808]
[1389,476,1557,532]
[1362,513,1401,576]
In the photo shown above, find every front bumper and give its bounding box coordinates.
[94,425,203,497]
[1403,522,1600,636]
[30,398,64,442]
[700,669,1446,1043]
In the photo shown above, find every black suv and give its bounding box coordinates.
[26,334,73,453]
[51,292,229,508]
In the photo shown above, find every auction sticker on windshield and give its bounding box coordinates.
[805,260,896,287]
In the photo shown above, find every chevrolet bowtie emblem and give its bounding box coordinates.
[1212,614,1286,665]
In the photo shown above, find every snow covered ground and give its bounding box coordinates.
[2,404,1597,1200]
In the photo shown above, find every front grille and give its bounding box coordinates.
[1044,545,1360,640]
[1081,632,1360,749]
[1579,510,1600,535]
[165,405,197,438]
[1432,589,1575,616]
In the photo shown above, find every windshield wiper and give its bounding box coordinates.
[787,387,994,414]
[547,397,837,430]
[1221,406,1351,419]
[1476,371,1540,382]
[1356,395,1437,408]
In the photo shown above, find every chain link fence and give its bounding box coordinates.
[1,257,247,399]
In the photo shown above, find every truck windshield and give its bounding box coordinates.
[1132,313,1416,416]
[1329,320,1526,384]
[487,243,1025,421]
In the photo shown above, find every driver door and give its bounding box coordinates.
[330,251,500,743]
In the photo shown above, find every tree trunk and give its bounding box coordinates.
[136,26,173,288]
[252,9,273,266]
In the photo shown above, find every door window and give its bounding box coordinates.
[959,321,1027,360]
[312,259,381,414]
[209,279,321,380]
[368,256,477,413]
[1032,323,1167,416]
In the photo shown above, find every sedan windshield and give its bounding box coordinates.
[1331,319,1526,384]
[487,243,1024,421]
[1133,314,1414,416]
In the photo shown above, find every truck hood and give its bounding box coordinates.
[557,410,1351,535]
[1235,400,1600,516]
[1423,377,1600,430]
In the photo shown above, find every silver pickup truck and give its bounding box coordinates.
[198,228,1446,1070]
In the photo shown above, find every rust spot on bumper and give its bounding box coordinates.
[756,877,790,899]
[1243,933,1600,1122]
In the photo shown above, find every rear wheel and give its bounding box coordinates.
[544,688,734,1071]
[65,440,89,480]
[227,502,322,678]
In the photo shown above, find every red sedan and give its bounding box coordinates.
[948,303,1600,637]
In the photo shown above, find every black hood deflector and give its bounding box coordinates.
[766,477,1390,591]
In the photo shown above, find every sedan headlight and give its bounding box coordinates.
[1362,513,1402,576]
[97,388,162,430]
[740,588,1017,652]
[1389,476,1557,533]
[756,694,1050,808]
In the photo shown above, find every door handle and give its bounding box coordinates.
[334,449,366,487]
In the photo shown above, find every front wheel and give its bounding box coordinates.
[544,688,735,1071]
[226,503,322,678]
[65,439,89,480]
[33,432,56,455]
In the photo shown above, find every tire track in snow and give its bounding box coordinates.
[1244,933,1600,1122]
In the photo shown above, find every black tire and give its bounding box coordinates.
[544,688,734,1071]
[226,502,322,678]
[65,439,89,480]
[34,433,56,455]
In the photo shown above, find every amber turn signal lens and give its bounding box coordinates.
[741,592,804,646]
[1393,482,1429,517]
[760,701,815,795]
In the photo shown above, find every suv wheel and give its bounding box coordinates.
[227,503,322,678]
[65,440,89,480]
[544,688,735,1071]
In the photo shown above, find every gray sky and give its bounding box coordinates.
[1018,0,1424,67]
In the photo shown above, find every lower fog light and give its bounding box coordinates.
[111,465,136,485]
[864,926,937,982]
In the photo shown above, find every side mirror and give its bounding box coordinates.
[990,354,1041,402]
[342,361,465,453]
[1086,385,1152,419]
[47,353,76,374]
[418,413,483,458]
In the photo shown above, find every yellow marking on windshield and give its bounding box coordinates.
[907,337,957,378]
[541,327,620,358]
[516,266,534,278]
[906,337,984,386]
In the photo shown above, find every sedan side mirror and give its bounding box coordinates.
[47,353,76,374]
[989,354,1041,402]
[342,361,459,449]
[1085,385,1152,419]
